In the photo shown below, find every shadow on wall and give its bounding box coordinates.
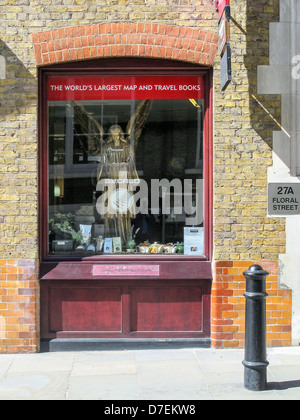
[243,0,281,149]
[0,39,37,118]
[0,40,38,259]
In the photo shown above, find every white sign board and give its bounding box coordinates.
[268,183,300,216]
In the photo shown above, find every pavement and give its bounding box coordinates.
[0,346,299,401]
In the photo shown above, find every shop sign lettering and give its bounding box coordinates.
[93,265,160,276]
[47,75,205,101]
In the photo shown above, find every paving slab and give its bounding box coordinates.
[67,374,141,400]
[0,372,70,400]
[0,347,299,400]
[0,355,15,381]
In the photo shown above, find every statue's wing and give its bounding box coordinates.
[126,100,152,148]
[73,102,104,155]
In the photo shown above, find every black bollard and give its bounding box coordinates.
[242,264,269,391]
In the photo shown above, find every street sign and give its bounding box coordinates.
[220,44,231,91]
[218,12,230,56]
[217,0,231,90]
[268,183,300,216]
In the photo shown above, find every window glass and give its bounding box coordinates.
[48,75,205,256]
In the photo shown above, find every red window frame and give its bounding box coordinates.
[38,58,213,274]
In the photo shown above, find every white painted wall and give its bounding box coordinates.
[257,0,300,345]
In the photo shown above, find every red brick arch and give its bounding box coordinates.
[32,23,218,67]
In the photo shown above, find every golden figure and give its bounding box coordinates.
[73,100,151,248]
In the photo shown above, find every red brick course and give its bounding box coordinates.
[0,260,39,353]
[32,23,218,67]
[211,261,292,348]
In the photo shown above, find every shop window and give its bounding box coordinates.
[46,73,207,257]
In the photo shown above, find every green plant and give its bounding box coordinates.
[126,239,136,250]
[126,226,140,250]
[49,212,83,245]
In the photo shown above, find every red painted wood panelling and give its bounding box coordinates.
[130,286,203,332]
[49,287,122,332]
[41,279,211,340]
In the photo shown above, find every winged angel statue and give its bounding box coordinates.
[73,100,152,247]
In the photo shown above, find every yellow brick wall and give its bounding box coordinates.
[213,0,285,262]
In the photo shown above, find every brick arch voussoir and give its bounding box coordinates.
[32,23,218,67]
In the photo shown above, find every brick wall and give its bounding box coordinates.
[0,0,292,352]
[213,0,284,262]
[32,23,218,67]
[212,261,292,348]
[210,0,292,348]
[0,259,39,353]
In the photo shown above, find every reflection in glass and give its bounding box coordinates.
[48,99,204,256]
